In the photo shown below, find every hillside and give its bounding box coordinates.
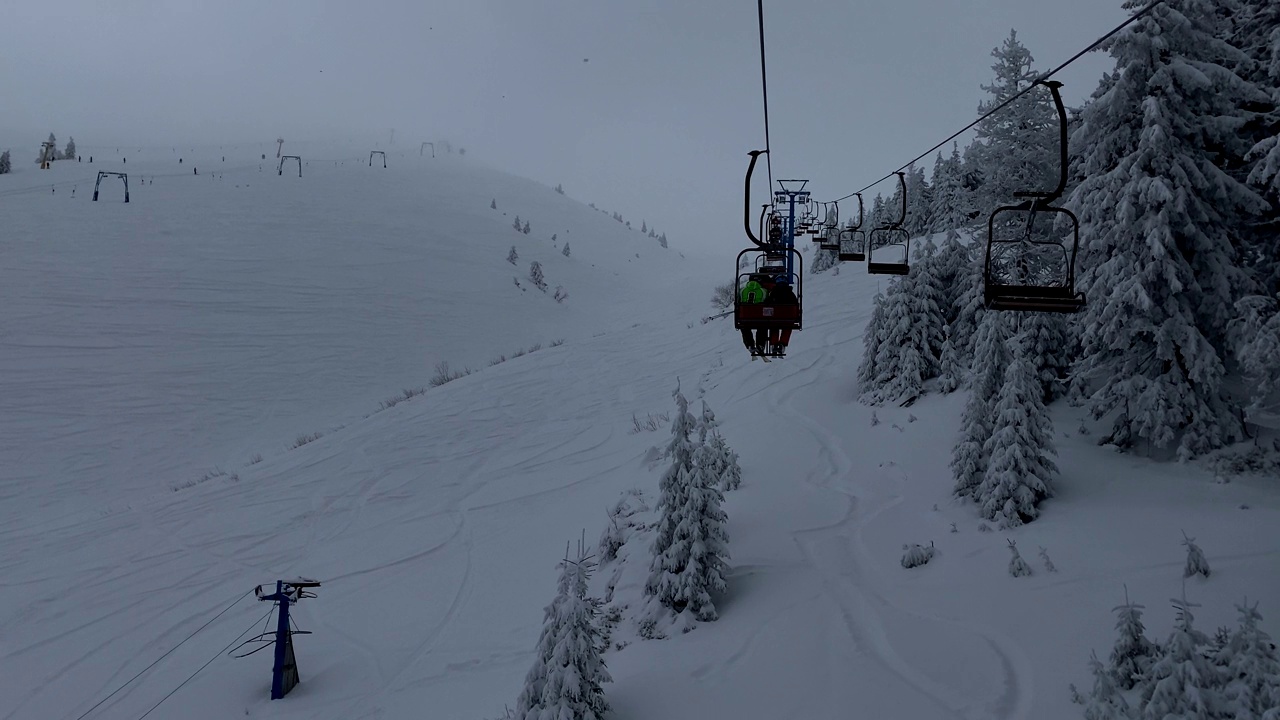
[1,153,1277,720]
[0,143,700,528]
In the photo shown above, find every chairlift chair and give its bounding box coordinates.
[818,202,841,251]
[983,80,1084,313]
[734,247,803,332]
[867,172,910,275]
[838,193,867,261]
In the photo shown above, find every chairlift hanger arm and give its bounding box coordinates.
[744,150,767,247]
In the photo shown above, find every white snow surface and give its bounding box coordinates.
[2,146,1277,720]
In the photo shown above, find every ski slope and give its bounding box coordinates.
[2,149,1277,720]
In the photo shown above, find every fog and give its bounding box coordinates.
[5,0,1124,254]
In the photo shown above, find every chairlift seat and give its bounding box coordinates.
[868,261,909,275]
[984,284,1084,313]
[838,250,865,262]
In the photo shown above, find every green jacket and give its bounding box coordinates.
[740,280,767,304]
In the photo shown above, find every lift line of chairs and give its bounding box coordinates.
[731,80,1086,357]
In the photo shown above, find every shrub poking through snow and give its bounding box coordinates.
[508,246,519,265]
[429,361,471,387]
[1006,539,1032,577]
[1109,588,1158,690]
[1039,546,1057,573]
[1182,531,1211,578]
[554,286,568,303]
[901,542,936,569]
[642,389,729,631]
[514,545,611,720]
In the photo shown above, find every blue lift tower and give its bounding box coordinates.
[772,180,810,279]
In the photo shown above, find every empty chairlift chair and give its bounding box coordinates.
[867,172,910,275]
[983,80,1084,313]
[838,193,867,262]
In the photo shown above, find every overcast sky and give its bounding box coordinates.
[5,0,1126,254]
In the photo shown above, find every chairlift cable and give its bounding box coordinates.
[756,0,774,192]
[72,588,254,720]
[136,607,275,720]
[827,0,1164,203]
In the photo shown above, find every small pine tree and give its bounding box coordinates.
[1110,589,1159,690]
[1183,531,1211,578]
[1082,650,1132,720]
[555,183,564,194]
[491,198,498,209]
[523,220,531,234]
[530,261,547,290]
[1140,593,1224,719]
[514,549,611,720]
[508,246,519,265]
[937,323,961,393]
[0,150,10,174]
[562,242,571,257]
[641,221,648,233]
[644,391,729,624]
[699,401,741,491]
[514,215,522,231]
[658,233,668,249]
[1006,539,1032,577]
[1221,600,1280,720]
[1038,546,1057,573]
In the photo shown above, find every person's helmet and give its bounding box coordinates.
[774,276,790,286]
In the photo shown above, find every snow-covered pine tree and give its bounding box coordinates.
[1110,590,1159,690]
[976,325,1057,527]
[969,29,1058,211]
[1139,593,1225,719]
[523,220,531,235]
[514,215,522,231]
[641,220,647,234]
[491,198,498,209]
[928,145,978,323]
[810,244,838,274]
[0,150,10,174]
[1220,600,1280,719]
[857,291,888,397]
[972,325,1054,527]
[699,401,741,491]
[514,549,611,720]
[865,271,942,405]
[1235,0,1280,300]
[530,261,547,290]
[951,309,1010,498]
[1023,312,1071,402]
[562,242,571,257]
[43,133,57,162]
[1082,650,1132,720]
[508,246,519,265]
[904,162,933,238]
[644,391,729,624]
[1230,295,1280,429]
[63,137,76,161]
[658,233,668,248]
[1070,0,1270,459]
[937,323,962,394]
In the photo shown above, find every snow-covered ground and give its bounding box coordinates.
[2,149,1276,720]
